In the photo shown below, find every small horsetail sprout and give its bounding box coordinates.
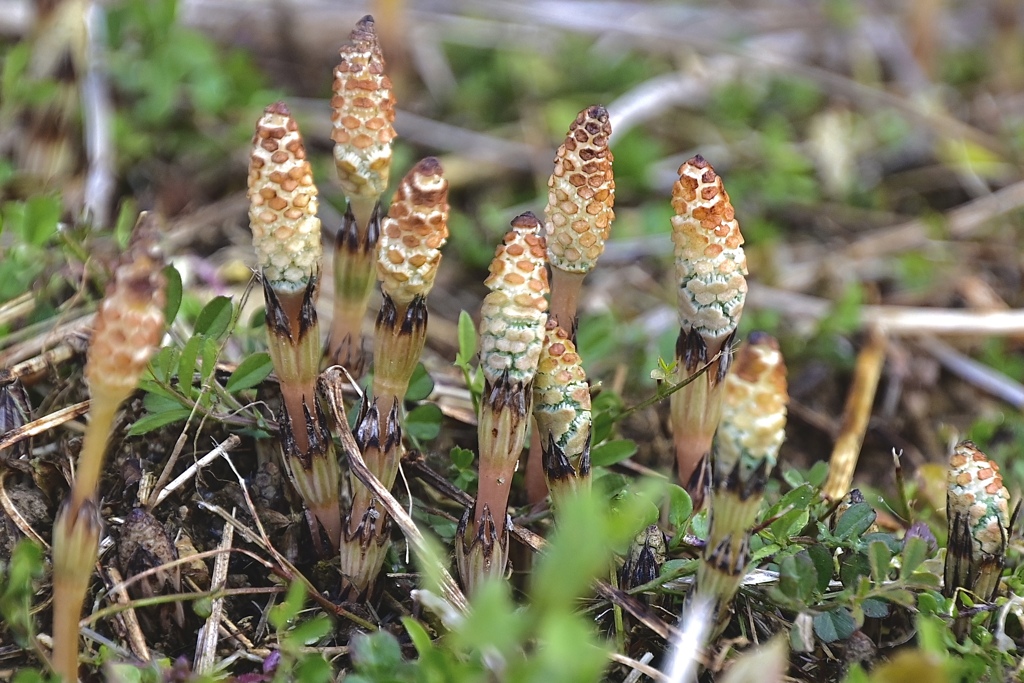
[330,14,396,233]
[669,155,748,509]
[338,396,403,592]
[327,15,397,375]
[544,104,615,334]
[278,399,341,551]
[620,524,668,592]
[247,102,341,550]
[945,440,1013,639]
[528,104,613,504]
[533,319,592,508]
[335,158,449,590]
[456,213,549,594]
[52,218,165,682]
[373,157,449,406]
[689,332,786,640]
[328,207,378,377]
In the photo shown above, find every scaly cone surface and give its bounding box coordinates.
[330,14,396,232]
[669,154,748,508]
[544,104,615,331]
[528,104,614,503]
[533,319,592,508]
[945,440,1012,639]
[688,332,786,640]
[335,157,449,590]
[53,218,165,682]
[327,14,397,375]
[247,101,340,550]
[457,212,549,594]
[372,156,449,405]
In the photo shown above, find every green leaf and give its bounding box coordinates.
[193,295,233,339]
[916,591,942,616]
[162,264,183,323]
[805,460,830,487]
[0,541,43,647]
[843,664,870,683]
[225,352,273,393]
[839,552,871,589]
[405,362,434,402]
[405,403,442,441]
[589,391,623,445]
[200,336,219,383]
[178,334,203,388]
[918,613,954,654]
[293,654,332,683]
[907,571,941,590]
[287,615,332,645]
[861,597,889,619]
[269,581,306,631]
[900,536,929,579]
[192,596,213,619]
[765,483,815,518]
[781,466,806,488]
[779,552,817,603]
[589,439,637,467]
[450,446,475,470]
[103,664,143,683]
[813,607,856,643]
[770,508,809,541]
[868,540,892,583]
[350,630,404,672]
[20,194,61,246]
[456,310,477,364]
[142,391,186,414]
[883,588,918,608]
[113,201,138,248]
[402,617,434,657]
[806,543,835,595]
[146,345,179,383]
[531,490,622,610]
[127,408,193,436]
[833,502,876,541]
[667,485,693,529]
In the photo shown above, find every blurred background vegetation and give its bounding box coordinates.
[2,0,1024,680]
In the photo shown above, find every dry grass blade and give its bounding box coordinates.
[822,327,888,501]
[0,293,36,328]
[0,400,89,454]
[780,179,1024,291]
[0,469,48,546]
[747,285,1024,337]
[151,435,242,510]
[0,313,94,368]
[103,567,150,664]
[608,652,668,682]
[914,337,1024,410]
[194,513,235,674]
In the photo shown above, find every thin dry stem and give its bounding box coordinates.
[822,327,888,501]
